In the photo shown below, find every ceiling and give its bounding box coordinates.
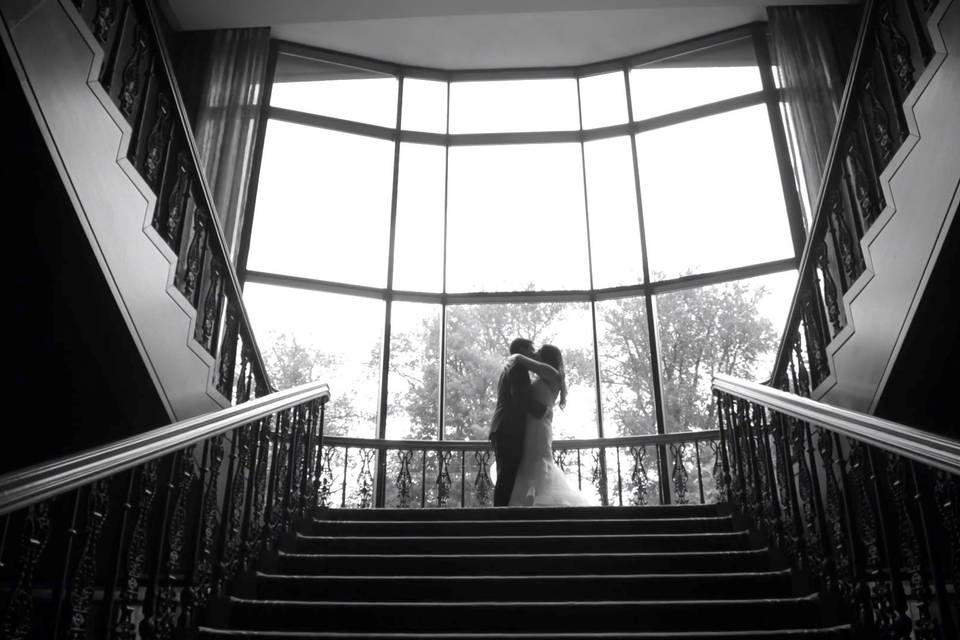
[160,0,856,70]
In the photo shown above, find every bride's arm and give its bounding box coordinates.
[508,354,561,387]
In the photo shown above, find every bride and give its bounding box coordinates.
[506,344,593,507]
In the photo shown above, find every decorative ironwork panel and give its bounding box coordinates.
[670,443,690,505]
[115,459,160,640]
[1,502,52,640]
[66,480,110,639]
[473,450,493,507]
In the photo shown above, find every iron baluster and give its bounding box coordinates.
[1,501,52,640]
[615,446,624,507]
[341,447,350,509]
[757,408,784,548]
[862,446,911,638]
[53,490,83,639]
[474,450,493,507]
[119,24,150,118]
[65,479,110,639]
[139,454,179,639]
[437,450,453,508]
[358,449,376,509]
[460,450,466,508]
[395,450,414,508]
[694,441,705,505]
[670,443,690,505]
[714,392,732,504]
[886,454,935,638]
[156,447,195,640]
[912,464,957,637]
[817,431,855,599]
[629,446,649,506]
[317,446,336,510]
[420,450,427,509]
[114,460,160,640]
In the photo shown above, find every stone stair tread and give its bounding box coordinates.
[257,569,792,580]
[224,594,823,632]
[199,628,853,639]
[253,569,796,600]
[230,595,818,606]
[296,531,749,541]
[278,548,768,559]
[315,505,724,521]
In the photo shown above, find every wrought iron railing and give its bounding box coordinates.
[713,373,960,639]
[67,0,270,402]
[314,432,722,509]
[0,380,329,639]
[772,0,943,396]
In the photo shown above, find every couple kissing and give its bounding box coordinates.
[488,338,592,507]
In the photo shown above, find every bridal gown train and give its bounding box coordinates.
[508,378,594,507]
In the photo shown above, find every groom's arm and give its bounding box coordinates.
[508,369,547,419]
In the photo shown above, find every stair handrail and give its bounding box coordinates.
[714,372,960,475]
[769,0,943,399]
[0,380,329,516]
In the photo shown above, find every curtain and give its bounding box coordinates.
[180,28,270,265]
[769,6,860,219]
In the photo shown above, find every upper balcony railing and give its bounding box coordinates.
[313,431,722,510]
[70,0,271,403]
[771,0,942,399]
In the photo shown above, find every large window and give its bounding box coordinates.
[242,26,801,448]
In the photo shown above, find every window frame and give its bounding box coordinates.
[235,22,805,507]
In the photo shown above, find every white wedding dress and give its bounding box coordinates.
[508,377,594,507]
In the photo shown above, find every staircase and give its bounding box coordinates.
[199,504,850,639]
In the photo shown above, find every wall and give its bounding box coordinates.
[3,40,169,474]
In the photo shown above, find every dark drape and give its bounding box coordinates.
[177,28,270,265]
[768,5,861,217]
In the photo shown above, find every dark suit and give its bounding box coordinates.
[489,360,547,506]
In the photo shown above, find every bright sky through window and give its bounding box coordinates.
[243,42,800,441]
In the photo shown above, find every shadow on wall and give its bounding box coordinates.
[4,40,170,475]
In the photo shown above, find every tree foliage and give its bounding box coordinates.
[261,279,779,441]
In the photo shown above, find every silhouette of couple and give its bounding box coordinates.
[489,338,592,507]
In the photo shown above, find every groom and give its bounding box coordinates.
[489,338,547,506]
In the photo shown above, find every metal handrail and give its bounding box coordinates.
[0,380,330,516]
[713,372,960,475]
[323,431,720,452]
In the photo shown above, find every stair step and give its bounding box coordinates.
[199,628,853,639]
[254,570,795,601]
[223,595,823,633]
[315,504,724,522]
[307,516,736,536]
[276,548,772,575]
[292,531,754,554]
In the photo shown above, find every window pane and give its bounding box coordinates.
[247,121,394,287]
[387,302,441,440]
[443,302,598,441]
[446,143,590,292]
[636,105,793,280]
[656,270,797,434]
[449,79,580,133]
[402,78,447,133]
[243,284,385,438]
[595,297,656,437]
[629,37,761,121]
[583,137,644,288]
[393,143,445,292]
[579,71,628,129]
[271,53,398,127]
